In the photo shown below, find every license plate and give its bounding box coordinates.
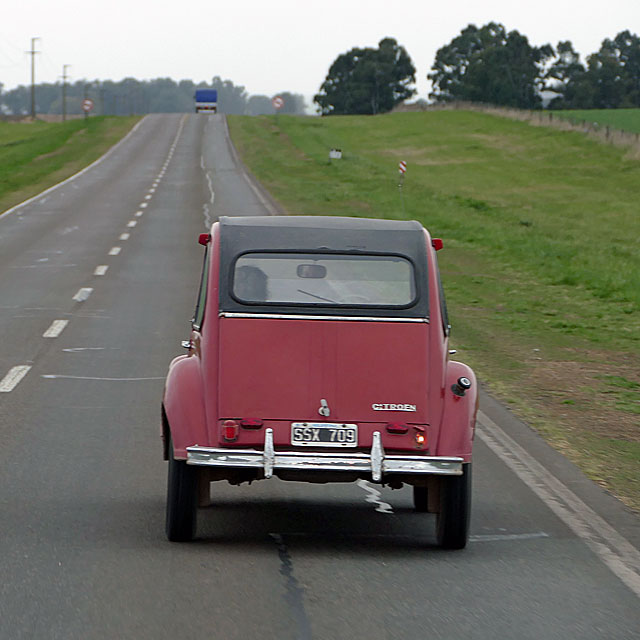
[291,423,358,447]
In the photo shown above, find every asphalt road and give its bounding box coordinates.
[0,114,638,640]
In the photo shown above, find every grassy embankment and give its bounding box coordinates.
[553,108,640,134]
[228,111,640,510]
[0,116,141,215]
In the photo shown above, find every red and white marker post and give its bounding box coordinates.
[398,160,407,214]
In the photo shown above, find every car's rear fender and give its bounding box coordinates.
[162,355,207,460]
[435,361,477,461]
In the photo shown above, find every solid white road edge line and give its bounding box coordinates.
[0,117,146,220]
[0,365,32,392]
[43,319,69,338]
[222,115,279,216]
[477,410,640,599]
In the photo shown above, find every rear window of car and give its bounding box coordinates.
[232,252,416,307]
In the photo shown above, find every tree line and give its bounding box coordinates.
[0,76,306,116]
[2,25,638,117]
[428,24,640,110]
[314,26,640,114]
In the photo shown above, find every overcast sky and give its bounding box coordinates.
[1,0,638,105]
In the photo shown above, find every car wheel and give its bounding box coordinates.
[166,435,198,542]
[436,463,471,550]
[413,486,429,512]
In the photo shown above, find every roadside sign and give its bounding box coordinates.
[398,160,407,174]
[272,96,284,110]
[82,98,94,113]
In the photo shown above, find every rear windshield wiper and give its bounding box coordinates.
[297,289,337,303]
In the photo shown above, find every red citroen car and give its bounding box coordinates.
[162,216,477,547]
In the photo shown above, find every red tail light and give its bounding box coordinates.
[386,422,409,434]
[222,420,239,442]
[240,418,263,429]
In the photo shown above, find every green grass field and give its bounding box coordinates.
[0,116,140,214]
[553,108,640,134]
[228,111,640,510]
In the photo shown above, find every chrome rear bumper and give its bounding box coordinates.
[187,429,463,482]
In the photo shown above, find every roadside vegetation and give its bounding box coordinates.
[552,108,640,134]
[229,110,640,510]
[0,116,140,214]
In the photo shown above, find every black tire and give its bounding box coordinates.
[166,435,198,542]
[436,463,471,550]
[413,486,429,512]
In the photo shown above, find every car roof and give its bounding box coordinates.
[220,215,423,231]
[219,215,426,254]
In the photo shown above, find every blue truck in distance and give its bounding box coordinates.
[194,89,218,113]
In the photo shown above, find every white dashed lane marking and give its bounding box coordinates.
[43,320,69,338]
[1,116,186,398]
[72,287,93,302]
[0,365,32,392]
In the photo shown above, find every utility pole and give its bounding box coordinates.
[61,64,71,121]
[26,37,40,119]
